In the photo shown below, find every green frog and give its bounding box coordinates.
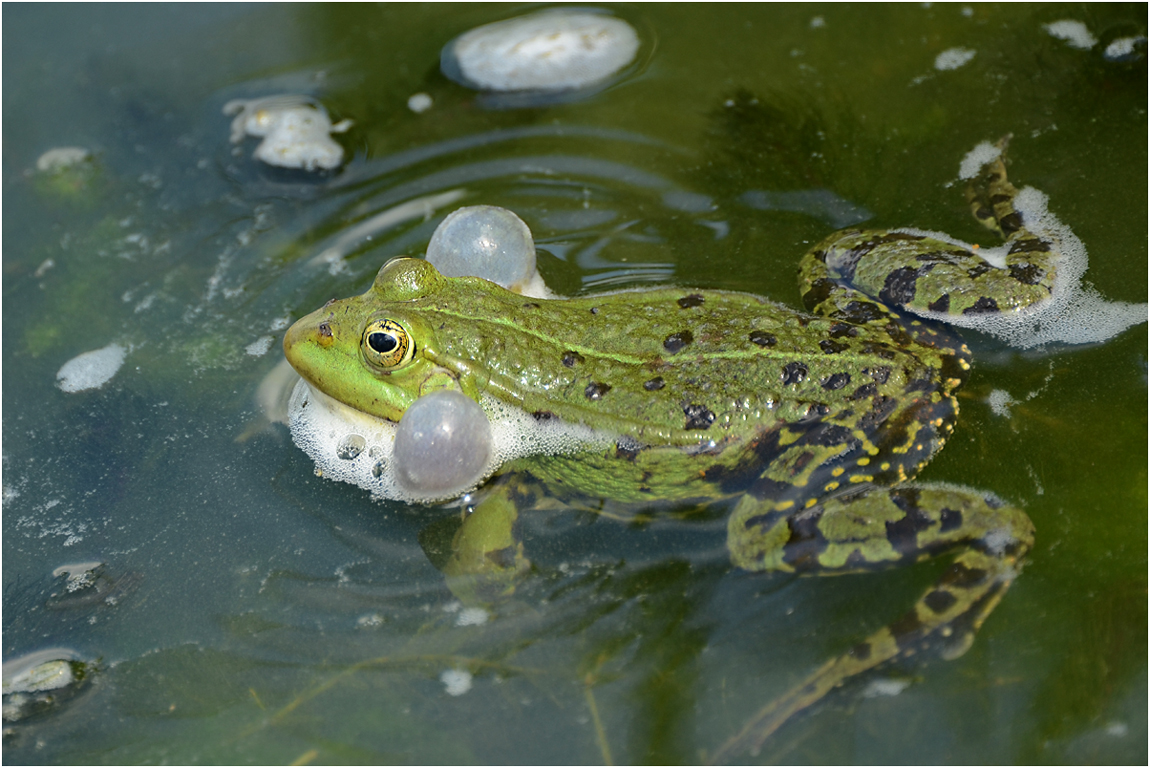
[284,148,1038,757]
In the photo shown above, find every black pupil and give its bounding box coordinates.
[368,332,397,354]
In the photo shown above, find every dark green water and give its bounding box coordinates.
[3,4,1146,764]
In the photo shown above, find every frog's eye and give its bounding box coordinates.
[361,319,415,370]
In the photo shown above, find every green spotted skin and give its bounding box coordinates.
[284,147,1039,756]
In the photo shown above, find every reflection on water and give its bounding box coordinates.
[3,3,1147,764]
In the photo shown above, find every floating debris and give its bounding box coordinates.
[2,649,92,723]
[442,9,639,93]
[224,95,351,171]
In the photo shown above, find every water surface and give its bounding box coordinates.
[3,4,1146,764]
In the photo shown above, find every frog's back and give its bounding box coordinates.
[415,278,949,449]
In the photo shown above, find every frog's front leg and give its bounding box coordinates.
[441,476,534,605]
[715,482,1034,761]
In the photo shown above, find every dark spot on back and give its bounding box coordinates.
[781,361,808,385]
[584,382,611,400]
[643,377,665,391]
[928,294,951,313]
[962,296,1000,314]
[615,442,640,461]
[562,350,585,367]
[880,265,931,307]
[532,410,558,421]
[1008,237,1049,254]
[828,322,858,338]
[1008,262,1045,285]
[677,294,705,309]
[683,403,715,430]
[966,262,993,279]
[522,301,541,309]
[838,300,887,324]
[802,277,836,310]
[318,322,332,338]
[749,330,777,347]
[819,339,850,355]
[821,372,851,390]
[664,330,693,354]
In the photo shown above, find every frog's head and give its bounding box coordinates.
[284,258,470,422]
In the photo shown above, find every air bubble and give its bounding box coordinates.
[336,434,366,460]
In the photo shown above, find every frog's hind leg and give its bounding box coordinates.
[800,137,1059,324]
[714,482,1033,762]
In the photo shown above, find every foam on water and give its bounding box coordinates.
[288,379,616,503]
[56,343,127,393]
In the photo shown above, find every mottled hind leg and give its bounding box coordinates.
[800,137,1059,323]
[714,483,1034,762]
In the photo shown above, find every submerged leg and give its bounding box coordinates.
[442,478,533,605]
[714,483,1034,762]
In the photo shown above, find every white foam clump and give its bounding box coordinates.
[1043,20,1097,50]
[56,343,127,393]
[224,95,351,171]
[934,47,976,71]
[958,140,1003,180]
[444,9,639,92]
[288,379,615,503]
[36,147,90,173]
[407,92,433,113]
[896,144,1148,348]
[456,607,489,627]
[1104,35,1146,62]
[440,669,473,696]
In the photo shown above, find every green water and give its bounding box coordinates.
[3,4,1146,764]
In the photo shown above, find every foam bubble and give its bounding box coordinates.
[56,343,127,393]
